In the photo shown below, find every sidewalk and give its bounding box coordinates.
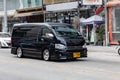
[86,45,117,53]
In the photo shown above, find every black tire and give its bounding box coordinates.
[16,47,23,58]
[118,48,120,55]
[43,49,50,61]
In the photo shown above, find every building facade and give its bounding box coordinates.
[0,0,20,11]
[15,0,44,23]
[44,0,92,24]
[0,0,43,32]
[0,0,20,32]
[43,0,77,4]
[20,0,43,8]
[106,0,120,44]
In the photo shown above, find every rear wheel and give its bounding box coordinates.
[118,48,120,55]
[16,47,23,58]
[43,49,50,61]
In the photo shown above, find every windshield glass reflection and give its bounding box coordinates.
[52,25,81,37]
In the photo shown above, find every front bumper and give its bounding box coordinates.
[51,48,87,60]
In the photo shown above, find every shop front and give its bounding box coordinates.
[45,1,91,24]
[106,0,120,44]
[45,10,77,24]
[14,6,45,23]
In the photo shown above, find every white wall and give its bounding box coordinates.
[0,0,20,11]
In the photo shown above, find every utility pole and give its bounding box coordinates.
[104,0,109,46]
[77,0,80,17]
[77,0,80,32]
[42,0,46,22]
[3,0,8,32]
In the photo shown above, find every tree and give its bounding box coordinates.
[96,25,105,45]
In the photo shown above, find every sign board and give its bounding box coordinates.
[82,0,103,5]
[46,2,78,11]
[95,5,104,14]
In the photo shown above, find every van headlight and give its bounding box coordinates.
[55,44,66,50]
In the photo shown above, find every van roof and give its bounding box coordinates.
[14,23,69,27]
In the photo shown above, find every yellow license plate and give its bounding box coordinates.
[73,52,81,58]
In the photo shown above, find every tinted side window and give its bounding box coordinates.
[26,26,40,37]
[23,26,40,42]
[12,26,41,42]
[13,26,40,37]
[12,27,26,37]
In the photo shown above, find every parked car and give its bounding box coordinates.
[11,23,87,61]
[0,32,11,48]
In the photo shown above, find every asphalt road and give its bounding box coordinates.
[0,48,120,80]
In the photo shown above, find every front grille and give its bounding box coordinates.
[67,46,82,50]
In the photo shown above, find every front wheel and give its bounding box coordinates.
[118,48,120,55]
[43,49,50,61]
[16,47,23,58]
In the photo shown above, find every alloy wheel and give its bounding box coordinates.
[17,47,23,58]
[43,49,50,61]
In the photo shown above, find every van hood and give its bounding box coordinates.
[57,36,85,46]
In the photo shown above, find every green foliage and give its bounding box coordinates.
[96,25,105,41]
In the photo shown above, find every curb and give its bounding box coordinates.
[86,46,117,53]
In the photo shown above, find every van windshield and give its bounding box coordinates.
[52,25,81,37]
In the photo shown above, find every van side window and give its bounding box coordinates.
[42,28,52,37]
[26,26,39,38]
[12,27,26,37]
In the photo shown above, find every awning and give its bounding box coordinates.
[81,15,104,25]
[16,6,43,13]
[14,6,45,17]
[46,1,78,11]
[106,0,120,7]
[0,10,15,17]
[14,11,44,17]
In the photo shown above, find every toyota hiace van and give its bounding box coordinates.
[11,23,87,61]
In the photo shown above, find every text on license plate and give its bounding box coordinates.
[73,52,81,58]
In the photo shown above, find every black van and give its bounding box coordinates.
[11,23,87,61]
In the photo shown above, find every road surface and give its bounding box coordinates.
[0,48,120,80]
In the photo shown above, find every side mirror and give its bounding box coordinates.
[45,33,54,38]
